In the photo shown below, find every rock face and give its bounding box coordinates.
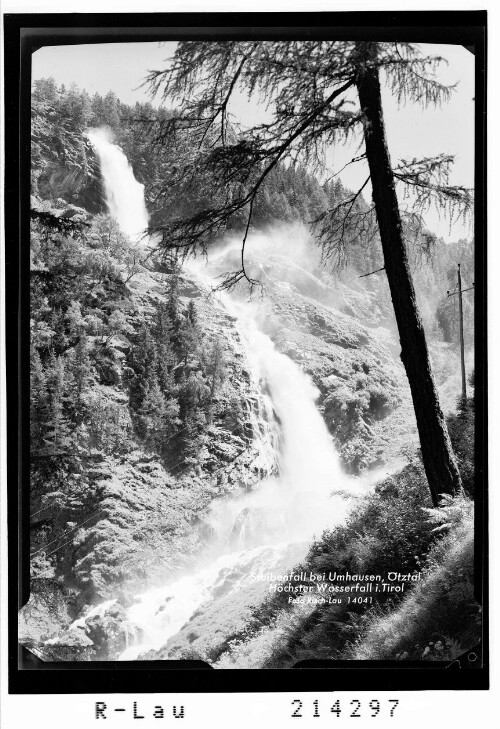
[19,578,94,662]
[34,139,105,213]
[21,602,143,662]
[28,629,96,662]
[19,578,78,644]
[271,287,406,471]
[124,266,279,493]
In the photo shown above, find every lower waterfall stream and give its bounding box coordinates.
[70,286,370,661]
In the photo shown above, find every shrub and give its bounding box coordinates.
[345,497,478,661]
[213,456,477,669]
[308,460,434,578]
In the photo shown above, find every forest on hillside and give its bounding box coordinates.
[31,78,475,341]
[22,47,480,669]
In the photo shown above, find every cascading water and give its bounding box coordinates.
[70,134,371,662]
[194,286,353,550]
[86,127,149,243]
[115,289,361,661]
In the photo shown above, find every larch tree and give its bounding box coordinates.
[143,40,473,506]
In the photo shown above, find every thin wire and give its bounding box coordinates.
[31,460,218,557]
[30,400,261,556]
[30,444,210,557]
[31,510,107,557]
[43,532,91,561]
[35,442,262,561]
[29,422,200,519]
[30,505,51,518]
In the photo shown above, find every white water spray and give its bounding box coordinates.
[86,127,149,243]
[196,284,353,549]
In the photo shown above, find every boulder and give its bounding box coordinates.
[25,629,96,662]
[84,606,143,660]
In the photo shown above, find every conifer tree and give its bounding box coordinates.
[178,311,200,367]
[203,338,227,423]
[144,40,473,504]
[177,371,210,465]
[30,344,48,452]
[154,302,176,395]
[44,354,73,454]
[166,261,183,358]
[128,323,158,412]
[136,375,167,449]
[102,91,122,130]
[67,332,93,424]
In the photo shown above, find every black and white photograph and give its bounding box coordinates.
[4,12,487,694]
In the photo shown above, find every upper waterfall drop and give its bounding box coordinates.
[86,127,149,243]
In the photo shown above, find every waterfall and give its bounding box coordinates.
[86,127,149,243]
[115,284,361,661]
[194,286,351,550]
[77,135,367,663]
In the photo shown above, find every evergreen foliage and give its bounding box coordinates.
[30,159,233,584]
[30,211,227,469]
[31,76,474,303]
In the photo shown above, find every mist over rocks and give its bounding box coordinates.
[204,236,415,474]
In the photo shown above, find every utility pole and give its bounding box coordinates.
[457,264,467,400]
[447,264,474,402]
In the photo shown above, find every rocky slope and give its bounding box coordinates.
[207,244,417,473]
[214,240,466,470]
[23,226,417,659]
[23,229,280,651]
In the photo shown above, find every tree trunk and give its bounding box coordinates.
[355,43,462,506]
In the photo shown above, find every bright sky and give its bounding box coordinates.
[32,41,474,242]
